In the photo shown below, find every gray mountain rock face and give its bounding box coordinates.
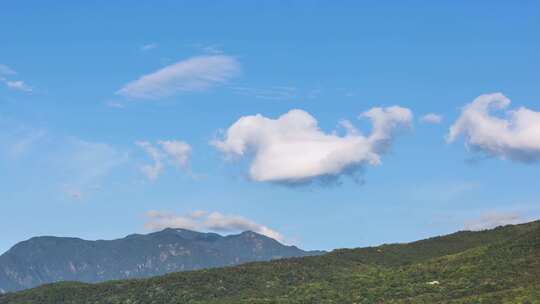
[0,229,323,293]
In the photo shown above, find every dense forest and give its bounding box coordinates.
[2,220,540,303]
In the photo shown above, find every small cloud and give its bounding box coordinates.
[0,64,16,75]
[212,106,413,185]
[447,92,540,163]
[0,64,32,92]
[201,45,223,54]
[144,210,286,243]
[6,80,32,92]
[105,100,125,109]
[116,55,241,100]
[158,140,191,168]
[188,43,224,54]
[141,43,159,51]
[136,141,165,181]
[420,113,443,124]
[464,211,530,231]
[136,139,192,181]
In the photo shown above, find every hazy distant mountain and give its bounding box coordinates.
[0,228,322,293]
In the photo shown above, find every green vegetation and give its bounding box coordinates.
[2,221,540,304]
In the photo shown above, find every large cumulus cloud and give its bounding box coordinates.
[212,107,413,184]
[448,93,540,162]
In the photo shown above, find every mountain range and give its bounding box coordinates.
[2,220,540,303]
[0,228,322,293]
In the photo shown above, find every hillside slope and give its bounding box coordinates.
[2,220,540,303]
[0,228,320,293]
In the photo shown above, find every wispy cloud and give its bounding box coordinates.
[188,43,224,54]
[5,80,32,92]
[0,122,47,159]
[158,140,191,167]
[464,211,531,231]
[201,45,223,54]
[7,129,47,158]
[136,141,165,181]
[105,100,125,109]
[0,64,16,76]
[0,64,33,92]
[141,43,159,51]
[57,138,128,200]
[0,120,128,201]
[116,55,241,99]
[144,210,286,243]
[136,140,191,180]
[407,180,480,203]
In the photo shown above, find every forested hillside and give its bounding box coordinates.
[2,221,540,303]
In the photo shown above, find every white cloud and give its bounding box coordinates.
[136,141,165,181]
[464,211,529,231]
[116,55,240,99]
[447,93,540,162]
[201,45,223,54]
[421,113,443,124]
[144,210,286,243]
[0,64,32,92]
[0,64,16,75]
[5,80,32,92]
[158,140,191,167]
[105,100,125,108]
[212,107,412,184]
[137,140,191,180]
[188,43,224,54]
[141,43,159,51]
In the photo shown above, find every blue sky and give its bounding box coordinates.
[1,1,540,253]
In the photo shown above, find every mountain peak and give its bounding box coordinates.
[151,228,222,241]
[239,230,260,237]
[0,229,316,293]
